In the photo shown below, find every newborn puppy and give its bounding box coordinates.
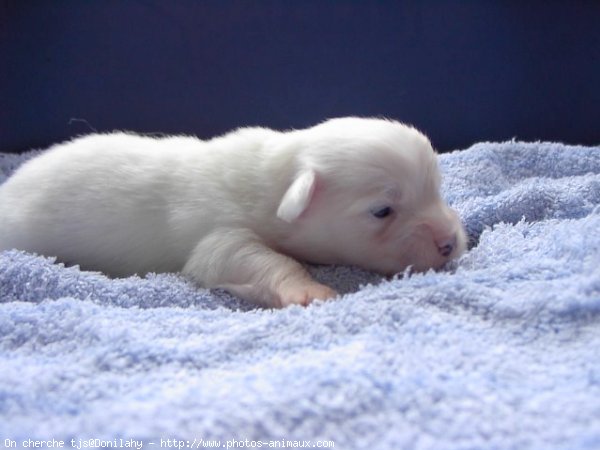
[0,117,466,308]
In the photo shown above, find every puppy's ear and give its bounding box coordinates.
[277,169,317,223]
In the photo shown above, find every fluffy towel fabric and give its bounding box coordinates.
[1,141,599,449]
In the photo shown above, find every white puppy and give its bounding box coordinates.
[0,117,466,307]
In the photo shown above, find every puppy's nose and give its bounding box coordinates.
[436,234,457,257]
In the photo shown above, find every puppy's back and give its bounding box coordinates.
[0,133,203,274]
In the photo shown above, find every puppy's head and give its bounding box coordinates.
[276,117,466,275]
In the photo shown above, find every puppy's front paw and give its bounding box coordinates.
[277,281,337,308]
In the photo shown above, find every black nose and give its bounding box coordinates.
[437,235,457,257]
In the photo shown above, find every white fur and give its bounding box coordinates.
[0,117,466,308]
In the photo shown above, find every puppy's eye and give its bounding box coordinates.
[371,206,393,219]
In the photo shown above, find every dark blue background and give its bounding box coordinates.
[1,1,599,153]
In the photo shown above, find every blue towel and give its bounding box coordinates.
[1,141,599,449]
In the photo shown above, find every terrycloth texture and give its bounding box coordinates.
[1,141,599,449]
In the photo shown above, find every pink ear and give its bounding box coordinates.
[276,169,317,223]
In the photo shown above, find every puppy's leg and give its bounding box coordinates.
[182,228,337,308]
